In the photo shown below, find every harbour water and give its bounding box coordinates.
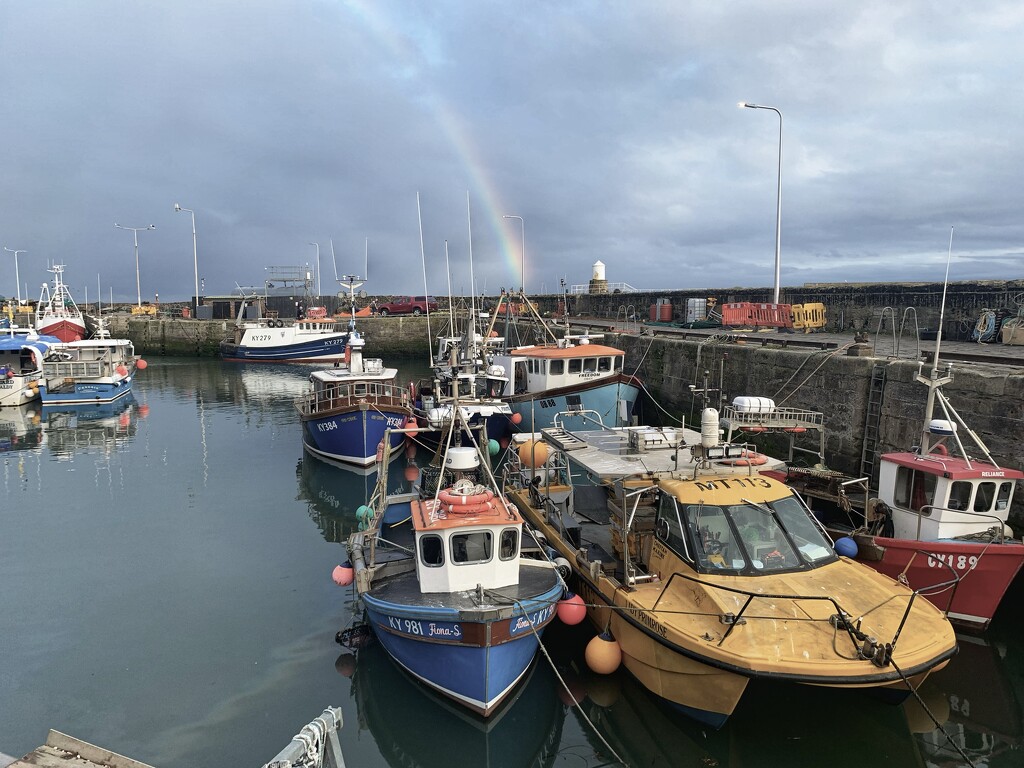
[2,358,1023,768]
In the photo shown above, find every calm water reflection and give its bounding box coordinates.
[1,358,1022,768]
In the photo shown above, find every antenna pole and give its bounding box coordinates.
[417,192,433,367]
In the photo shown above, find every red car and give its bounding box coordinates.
[376,295,438,316]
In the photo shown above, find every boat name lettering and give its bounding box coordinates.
[539,398,557,409]
[0,382,12,389]
[694,477,772,492]
[322,338,345,346]
[927,553,979,572]
[627,605,667,637]
[509,605,556,636]
[579,372,600,379]
[980,471,1006,478]
[385,616,462,639]
[385,415,406,428]
[251,334,273,342]
[316,420,338,432]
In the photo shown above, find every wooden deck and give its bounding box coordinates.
[1,731,155,768]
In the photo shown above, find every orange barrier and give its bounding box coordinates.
[721,302,794,329]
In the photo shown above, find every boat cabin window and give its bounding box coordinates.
[419,534,445,567]
[451,531,492,564]
[598,357,611,372]
[996,482,1013,511]
[893,467,938,513]
[549,360,564,375]
[499,528,519,560]
[658,494,835,573]
[568,358,582,374]
[948,481,972,511]
[583,357,597,373]
[354,383,367,396]
[614,356,622,372]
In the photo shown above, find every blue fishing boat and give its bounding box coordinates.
[39,336,143,405]
[296,329,412,468]
[346,421,564,716]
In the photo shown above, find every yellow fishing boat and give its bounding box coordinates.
[504,410,957,727]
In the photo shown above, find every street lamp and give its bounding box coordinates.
[174,203,199,313]
[502,214,525,292]
[114,223,155,308]
[3,247,26,303]
[740,102,783,304]
[309,242,321,297]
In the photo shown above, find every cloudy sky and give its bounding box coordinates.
[2,2,1022,303]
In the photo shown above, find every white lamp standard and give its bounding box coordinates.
[3,247,26,303]
[502,214,525,292]
[309,242,321,297]
[114,223,155,308]
[740,102,783,304]
[174,204,199,313]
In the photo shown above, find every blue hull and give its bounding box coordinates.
[362,584,561,715]
[494,378,641,435]
[39,378,134,406]
[301,406,408,467]
[220,337,348,363]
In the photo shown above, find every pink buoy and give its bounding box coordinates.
[115,364,128,376]
[136,358,148,370]
[332,563,354,586]
[585,632,622,674]
[557,592,586,625]
[510,412,523,425]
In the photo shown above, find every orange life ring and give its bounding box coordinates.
[720,451,769,467]
[437,487,495,506]
[783,427,806,433]
[439,499,498,515]
[745,426,767,433]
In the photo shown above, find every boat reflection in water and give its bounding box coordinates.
[295,445,423,545]
[40,394,140,459]
[908,632,1023,767]
[347,640,564,768]
[0,403,46,454]
[547,618,927,768]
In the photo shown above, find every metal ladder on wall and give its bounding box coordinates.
[859,363,887,492]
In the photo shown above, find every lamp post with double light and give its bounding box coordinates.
[174,204,199,313]
[502,214,525,292]
[740,101,783,304]
[114,223,156,308]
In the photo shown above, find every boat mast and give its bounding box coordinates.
[916,228,955,455]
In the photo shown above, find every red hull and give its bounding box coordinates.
[37,318,86,342]
[859,536,1024,630]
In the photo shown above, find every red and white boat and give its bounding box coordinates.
[36,264,86,342]
[846,364,1024,631]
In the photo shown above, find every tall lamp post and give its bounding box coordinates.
[309,242,321,297]
[740,102,783,304]
[4,247,26,303]
[502,214,525,292]
[174,204,199,314]
[114,223,156,308]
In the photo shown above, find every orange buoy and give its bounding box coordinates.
[782,426,806,433]
[585,632,622,674]
[115,364,128,376]
[518,439,549,468]
[332,563,354,586]
[510,412,523,425]
[557,592,586,625]
[135,359,148,370]
[404,464,419,482]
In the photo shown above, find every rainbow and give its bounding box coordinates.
[341,1,525,287]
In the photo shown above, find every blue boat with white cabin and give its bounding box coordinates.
[39,336,143,405]
[0,329,61,407]
[347,425,564,716]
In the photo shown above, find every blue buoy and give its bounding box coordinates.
[835,536,858,558]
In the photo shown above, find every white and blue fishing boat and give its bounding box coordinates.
[0,329,61,407]
[39,336,143,405]
[220,292,349,364]
[296,329,413,468]
[346,416,564,716]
